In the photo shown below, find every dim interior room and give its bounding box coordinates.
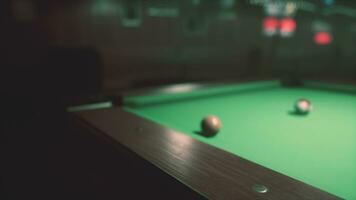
[2,0,356,200]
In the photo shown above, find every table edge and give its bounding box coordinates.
[73,107,343,200]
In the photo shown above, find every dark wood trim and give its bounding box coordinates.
[69,115,207,200]
[302,78,356,86]
[73,108,342,200]
[119,78,275,98]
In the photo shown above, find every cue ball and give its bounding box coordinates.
[295,99,312,114]
[201,115,221,136]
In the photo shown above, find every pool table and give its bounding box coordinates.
[74,80,356,200]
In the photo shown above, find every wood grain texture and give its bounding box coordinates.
[74,108,343,200]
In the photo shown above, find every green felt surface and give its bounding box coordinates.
[124,82,356,200]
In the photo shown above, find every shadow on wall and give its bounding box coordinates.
[44,47,103,97]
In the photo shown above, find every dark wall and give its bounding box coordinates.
[37,0,268,91]
[5,0,356,93]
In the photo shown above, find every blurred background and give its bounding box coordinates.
[2,0,356,199]
[3,0,356,97]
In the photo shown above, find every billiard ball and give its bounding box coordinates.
[295,99,312,115]
[201,115,221,136]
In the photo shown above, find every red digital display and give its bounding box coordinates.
[263,17,279,31]
[280,17,296,33]
[314,32,333,45]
